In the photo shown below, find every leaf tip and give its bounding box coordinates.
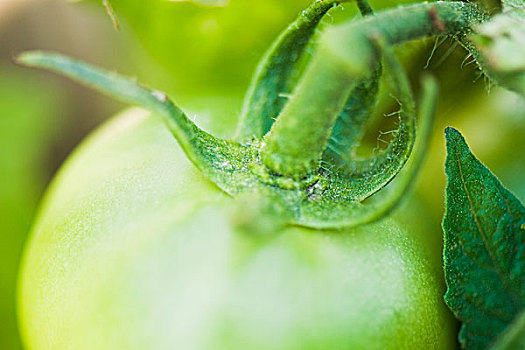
[444,126,470,154]
[444,126,460,140]
[13,51,49,68]
[13,52,32,66]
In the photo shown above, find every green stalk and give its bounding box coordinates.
[236,0,350,141]
[261,50,360,179]
[261,1,487,179]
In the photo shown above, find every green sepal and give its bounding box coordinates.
[17,1,489,229]
[260,1,487,180]
[324,37,415,202]
[324,0,383,166]
[235,0,350,141]
[15,52,253,194]
[17,50,437,229]
[443,127,525,350]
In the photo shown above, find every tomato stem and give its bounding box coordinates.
[261,1,487,180]
[261,50,359,180]
[235,0,350,141]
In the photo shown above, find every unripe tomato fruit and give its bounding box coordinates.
[18,108,456,350]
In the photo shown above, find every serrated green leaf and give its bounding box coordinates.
[443,127,525,350]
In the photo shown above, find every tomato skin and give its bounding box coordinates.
[18,108,456,350]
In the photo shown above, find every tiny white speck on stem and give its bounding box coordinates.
[151,90,168,103]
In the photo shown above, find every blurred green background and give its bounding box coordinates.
[0,0,523,349]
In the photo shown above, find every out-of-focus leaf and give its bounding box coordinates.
[87,0,314,96]
[82,0,416,97]
[470,0,525,95]
[0,67,63,350]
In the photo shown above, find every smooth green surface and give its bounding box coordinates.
[88,0,315,96]
[19,109,455,349]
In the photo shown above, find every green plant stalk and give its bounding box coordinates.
[261,1,487,179]
[235,0,351,141]
[334,36,415,199]
[340,75,437,227]
[235,0,381,174]
[261,50,359,179]
[324,0,379,166]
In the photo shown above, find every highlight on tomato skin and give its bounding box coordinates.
[1,0,524,349]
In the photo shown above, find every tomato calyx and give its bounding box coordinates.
[17,0,489,228]
[14,48,433,229]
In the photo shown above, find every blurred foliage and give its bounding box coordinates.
[89,0,419,97]
[0,1,123,348]
[92,0,313,95]
[0,68,62,350]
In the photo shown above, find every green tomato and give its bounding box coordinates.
[18,108,456,350]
